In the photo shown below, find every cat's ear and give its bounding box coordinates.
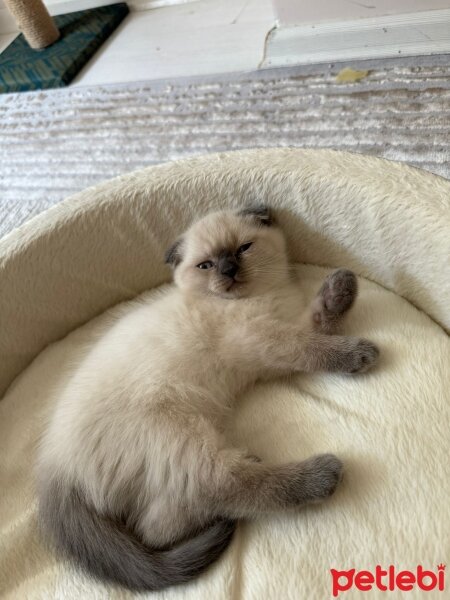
[238,205,274,227]
[165,238,184,267]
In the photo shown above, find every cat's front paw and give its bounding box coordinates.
[338,338,380,373]
[320,268,358,315]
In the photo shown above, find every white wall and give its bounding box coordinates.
[42,0,197,14]
[272,0,450,26]
[0,0,19,33]
[43,0,122,15]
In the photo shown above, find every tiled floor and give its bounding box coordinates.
[74,0,275,86]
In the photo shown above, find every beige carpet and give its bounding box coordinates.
[0,55,449,237]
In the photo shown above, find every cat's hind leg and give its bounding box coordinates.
[310,269,358,334]
[210,449,343,520]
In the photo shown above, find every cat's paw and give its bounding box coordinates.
[320,269,358,315]
[338,338,380,373]
[288,454,344,504]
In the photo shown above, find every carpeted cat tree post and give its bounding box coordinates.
[3,0,60,49]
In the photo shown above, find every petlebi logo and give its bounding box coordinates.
[331,564,445,597]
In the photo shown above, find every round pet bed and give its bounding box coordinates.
[0,149,449,599]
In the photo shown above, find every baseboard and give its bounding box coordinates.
[262,9,450,67]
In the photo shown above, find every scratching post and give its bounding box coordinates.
[4,0,60,49]
[0,3,129,93]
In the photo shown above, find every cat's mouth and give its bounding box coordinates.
[213,277,246,297]
[225,278,244,292]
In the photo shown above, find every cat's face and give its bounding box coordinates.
[166,207,290,299]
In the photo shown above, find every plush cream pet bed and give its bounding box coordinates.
[0,149,449,600]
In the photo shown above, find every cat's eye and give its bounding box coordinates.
[237,242,253,255]
[197,261,214,270]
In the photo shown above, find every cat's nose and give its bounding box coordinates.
[219,258,238,279]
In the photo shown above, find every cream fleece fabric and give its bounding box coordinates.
[0,149,449,599]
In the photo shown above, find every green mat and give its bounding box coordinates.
[0,3,129,94]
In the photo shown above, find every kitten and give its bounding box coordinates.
[37,207,379,592]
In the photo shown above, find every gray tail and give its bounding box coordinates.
[39,478,236,591]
